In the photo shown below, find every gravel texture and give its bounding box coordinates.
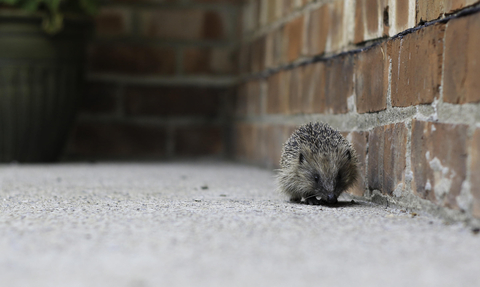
[1,162,479,287]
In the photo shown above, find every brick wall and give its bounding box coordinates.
[234,0,480,221]
[65,0,241,160]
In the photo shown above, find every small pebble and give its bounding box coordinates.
[201,185,209,190]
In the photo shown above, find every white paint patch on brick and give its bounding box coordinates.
[429,157,454,202]
[347,93,356,113]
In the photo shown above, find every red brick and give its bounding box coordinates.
[349,131,368,196]
[470,128,480,218]
[251,36,266,73]
[289,67,303,114]
[311,62,327,113]
[88,45,176,75]
[389,23,445,107]
[325,55,353,114]
[69,123,167,157]
[354,0,387,43]
[183,47,234,75]
[283,16,304,62]
[141,9,226,40]
[94,7,131,37]
[174,126,223,156]
[305,5,329,56]
[354,43,388,113]
[124,86,222,116]
[327,0,344,52]
[367,123,407,195]
[411,120,468,209]
[443,12,480,104]
[80,83,118,114]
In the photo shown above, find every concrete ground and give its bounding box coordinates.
[0,162,479,287]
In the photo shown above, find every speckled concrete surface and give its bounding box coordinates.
[0,162,479,287]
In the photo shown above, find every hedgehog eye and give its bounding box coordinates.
[314,174,320,183]
[299,153,304,164]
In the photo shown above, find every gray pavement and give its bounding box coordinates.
[0,162,479,287]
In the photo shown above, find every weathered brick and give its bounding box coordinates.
[383,123,407,195]
[389,23,445,107]
[416,0,445,23]
[470,128,480,218]
[141,9,226,40]
[368,123,407,195]
[88,45,176,75]
[80,83,118,114]
[387,0,415,36]
[327,0,345,52]
[174,126,223,156]
[415,0,477,24]
[288,67,303,114]
[124,86,222,116]
[235,83,248,116]
[246,80,262,115]
[264,125,285,169]
[305,5,329,56]
[311,62,326,113]
[283,16,304,62]
[94,7,131,37]
[443,12,480,104]
[251,36,266,73]
[242,0,259,33]
[354,42,388,113]
[266,72,281,114]
[264,31,274,68]
[300,63,315,114]
[280,69,292,114]
[238,43,251,74]
[69,123,167,157]
[411,120,468,209]
[368,126,384,192]
[234,123,251,160]
[266,0,278,24]
[354,0,387,43]
[325,55,353,114]
[349,131,368,196]
[183,47,234,75]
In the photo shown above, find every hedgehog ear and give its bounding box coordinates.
[299,153,304,164]
[345,150,351,160]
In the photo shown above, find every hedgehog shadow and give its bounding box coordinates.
[295,200,366,208]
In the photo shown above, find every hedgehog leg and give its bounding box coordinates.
[304,196,321,205]
[289,195,302,203]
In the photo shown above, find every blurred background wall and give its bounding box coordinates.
[64,0,242,160]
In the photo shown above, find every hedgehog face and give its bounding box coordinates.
[297,144,357,203]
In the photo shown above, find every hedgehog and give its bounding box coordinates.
[277,122,358,205]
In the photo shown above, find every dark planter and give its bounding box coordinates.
[0,13,91,162]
